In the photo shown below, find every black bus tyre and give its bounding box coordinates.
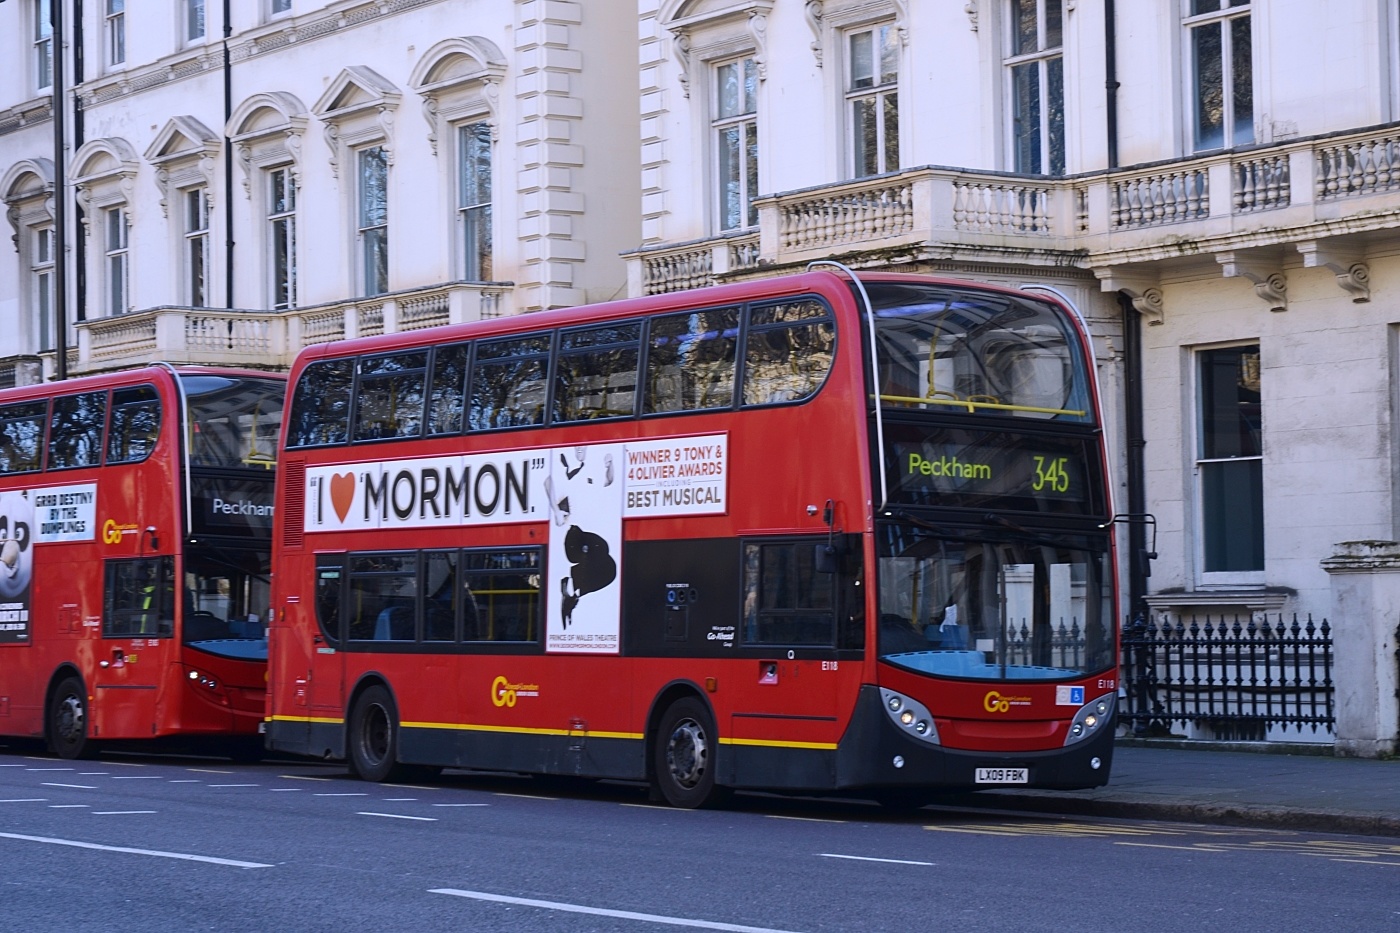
[653,696,728,809]
[49,677,98,761]
[347,685,405,783]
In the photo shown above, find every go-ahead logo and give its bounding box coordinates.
[491,676,540,708]
[983,691,1032,713]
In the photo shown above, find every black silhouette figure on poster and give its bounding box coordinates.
[559,525,616,628]
[545,447,619,629]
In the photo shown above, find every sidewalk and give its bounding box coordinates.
[943,740,1400,837]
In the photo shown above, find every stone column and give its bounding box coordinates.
[1320,541,1400,758]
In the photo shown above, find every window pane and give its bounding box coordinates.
[1191,0,1222,13]
[0,401,48,473]
[183,374,283,467]
[883,92,900,172]
[853,98,878,177]
[106,385,161,464]
[742,542,834,646]
[744,122,759,227]
[358,147,388,227]
[645,308,739,413]
[1192,23,1224,150]
[1230,14,1253,145]
[743,304,836,407]
[1047,57,1064,175]
[1202,459,1263,571]
[850,30,873,90]
[354,353,427,441]
[1012,62,1041,173]
[468,337,550,430]
[347,553,418,641]
[1045,0,1063,48]
[717,61,741,117]
[1199,346,1260,458]
[104,557,175,638]
[426,343,471,435]
[463,559,541,642]
[878,25,899,84]
[363,228,388,296]
[1011,0,1038,55]
[48,392,106,469]
[287,359,354,447]
[187,0,205,39]
[423,552,457,642]
[719,125,742,231]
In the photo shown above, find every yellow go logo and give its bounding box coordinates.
[983,691,1012,713]
[491,676,517,708]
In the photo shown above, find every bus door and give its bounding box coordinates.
[94,556,174,738]
[307,557,347,729]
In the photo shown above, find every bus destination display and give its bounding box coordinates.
[884,425,1099,515]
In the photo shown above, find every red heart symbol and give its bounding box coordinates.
[329,472,355,522]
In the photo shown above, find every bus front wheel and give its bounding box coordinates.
[653,697,728,809]
[49,677,98,761]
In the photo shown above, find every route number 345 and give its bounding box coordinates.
[1032,455,1070,494]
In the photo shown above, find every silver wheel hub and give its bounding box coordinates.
[665,719,708,789]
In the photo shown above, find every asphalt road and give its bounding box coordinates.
[1,747,1397,933]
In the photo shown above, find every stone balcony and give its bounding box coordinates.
[626,122,1400,316]
[42,280,514,378]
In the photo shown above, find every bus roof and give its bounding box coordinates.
[288,270,1073,371]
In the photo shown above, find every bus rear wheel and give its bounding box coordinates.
[49,677,98,761]
[653,697,728,809]
[347,686,440,784]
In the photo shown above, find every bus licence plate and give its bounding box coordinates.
[975,767,1028,784]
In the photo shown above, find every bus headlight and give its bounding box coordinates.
[879,689,940,746]
[1063,692,1116,747]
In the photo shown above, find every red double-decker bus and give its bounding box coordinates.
[267,267,1117,807]
[0,365,284,759]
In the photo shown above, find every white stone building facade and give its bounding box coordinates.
[5,0,1400,747]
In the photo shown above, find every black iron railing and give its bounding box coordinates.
[1121,614,1334,739]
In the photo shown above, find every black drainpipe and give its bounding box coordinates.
[1105,0,1120,169]
[1120,291,1147,619]
[223,0,235,309]
[51,0,68,380]
[72,0,86,329]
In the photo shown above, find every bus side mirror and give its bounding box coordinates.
[814,538,847,574]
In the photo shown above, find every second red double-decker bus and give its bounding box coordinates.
[0,365,284,759]
[267,267,1117,806]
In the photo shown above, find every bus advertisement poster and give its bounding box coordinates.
[0,489,34,642]
[546,444,623,654]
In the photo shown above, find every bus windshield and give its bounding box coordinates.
[866,282,1093,423]
[182,374,283,469]
[183,545,271,661]
[876,522,1114,681]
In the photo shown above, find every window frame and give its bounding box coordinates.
[844,22,901,178]
[1183,0,1254,152]
[356,145,390,297]
[1194,342,1265,584]
[106,0,125,68]
[314,547,544,652]
[266,166,297,310]
[32,225,55,352]
[183,187,210,307]
[1003,0,1066,176]
[184,0,206,44]
[456,121,493,283]
[103,556,176,638]
[104,205,130,317]
[34,0,54,92]
[711,54,760,233]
